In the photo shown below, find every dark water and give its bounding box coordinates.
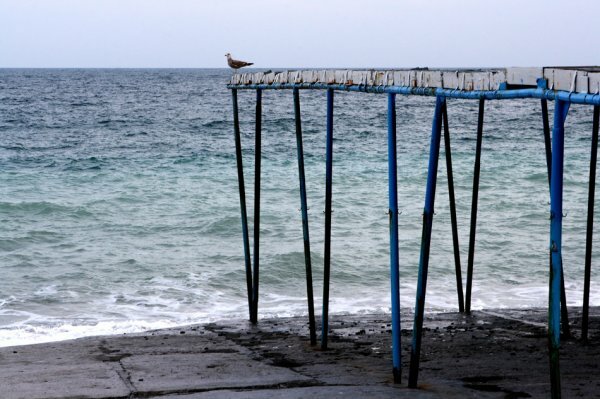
[0,69,598,346]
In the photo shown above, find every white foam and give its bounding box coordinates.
[0,318,203,348]
[1,279,598,348]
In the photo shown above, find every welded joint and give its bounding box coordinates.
[549,210,568,219]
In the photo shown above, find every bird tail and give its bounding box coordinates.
[246,63,254,67]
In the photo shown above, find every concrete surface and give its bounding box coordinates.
[1,307,599,398]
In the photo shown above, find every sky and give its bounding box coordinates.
[1,0,599,68]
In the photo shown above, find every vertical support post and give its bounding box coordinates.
[293,88,317,346]
[541,99,571,338]
[408,95,445,388]
[442,101,465,312]
[251,89,262,324]
[387,93,402,383]
[232,89,254,319]
[549,99,569,399]
[465,98,485,314]
[321,88,334,349]
[582,105,599,341]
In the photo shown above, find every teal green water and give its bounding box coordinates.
[0,69,598,347]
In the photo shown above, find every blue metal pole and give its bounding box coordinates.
[549,98,569,399]
[465,99,485,314]
[387,92,401,383]
[442,101,465,312]
[582,105,599,341]
[293,88,317,346]
[232,89,254,320]
[251,89,262,324]
[408,95,445,388]
[541,99,571,338]
[321,88,334,349]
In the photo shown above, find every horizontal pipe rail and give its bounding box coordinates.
[227,83,600,106]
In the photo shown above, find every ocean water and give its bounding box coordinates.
[0,68,599,347]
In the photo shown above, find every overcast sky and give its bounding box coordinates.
[1,0,598,68]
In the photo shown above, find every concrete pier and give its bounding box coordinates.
[1,307,599,398]
[228,67,600,398]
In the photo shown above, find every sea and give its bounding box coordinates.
[1,68,598,347]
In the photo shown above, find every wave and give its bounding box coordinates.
[0,201,92,217]
[64,157,107,171]
[0,144,27,151]
[0,319,193,348]
[70,101,97,107]
[202,120,228,129]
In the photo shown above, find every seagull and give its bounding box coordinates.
[225,53,253,72]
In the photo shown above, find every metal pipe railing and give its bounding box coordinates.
[228,83,600,106]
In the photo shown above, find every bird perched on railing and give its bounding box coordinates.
[225,53,253,72]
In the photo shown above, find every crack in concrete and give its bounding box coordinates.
[116,358,138,398]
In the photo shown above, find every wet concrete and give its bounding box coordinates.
[1,307,599,398]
